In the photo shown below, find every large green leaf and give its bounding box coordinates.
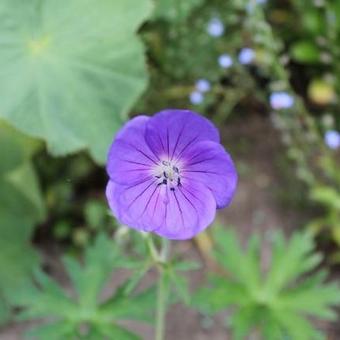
[0,0,152,163]
[0,122,45,320]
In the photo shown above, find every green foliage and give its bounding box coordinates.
[84,199,116,232]
[290,41,321,64]
[153,0,203,22]
[0,0,152,163]
[16,234,155,339]
[194,228,340,340]
[0,121,45,324]
[307,186,340,247]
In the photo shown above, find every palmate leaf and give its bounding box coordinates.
[0,0,152,163]
[193,228,340,340]
[264,231,322,295]
[17,234,155,340]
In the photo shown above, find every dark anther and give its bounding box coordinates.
[163,171,168,178]
[177,178,181,186]
[155,175,161,178]
[170,187,175,191]
[162,179,167,185]
[162,160,170,166]
[173,166,179,173]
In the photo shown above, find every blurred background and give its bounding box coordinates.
[1,0,340,339]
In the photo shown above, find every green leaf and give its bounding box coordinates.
[167,268,190,305]
[0,296,10,326]
[25,322,76,340]
[212,228,247,282]
[153,0,203,22]
[0,123,45,319]
[63,233,119,307]
[265,232,321,294]
[195,229,340,340]
[310,186,340,211]
[230,305,260,340]
[94,324,140,340]
[18,234,154,339]
[290,40,320,64]
[272,311,323,340]
[193,276,248,315]
[84,200,108,230]
[17,269,77,320]
[0,0,152,163]
[279,282,340,320]
[100,284,155,322]
[301,10,324,34]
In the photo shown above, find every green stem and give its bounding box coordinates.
[155,266,167,340]
[146,235,169,340]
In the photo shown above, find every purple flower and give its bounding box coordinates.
[195,79,211,93]
[207,18,224,37]
[270,92,295,110]
[189,91,204,105]
[218,54,233,68]
[238,48,255,64]
[106,110,238,240]
[324,130,340,149]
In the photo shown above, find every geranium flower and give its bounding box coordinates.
[106,110,237,240]
[218,54,233,69]
[189,91,204,105]
[238,48,255,65]
[324,130,340,150]
[270,92,294,110]
[207,18,224,37]
[195,79,211,93]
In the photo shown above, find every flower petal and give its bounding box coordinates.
[154,180,217,240]
[106,177,165,231]
[181,141,237,208]
[105,178,216,240]
[145,110,220,160]
[106,116,159,185]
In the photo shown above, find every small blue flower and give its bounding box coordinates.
[207,18,224,37]
[238,48,255,64]
[324,130,340,150]
[190,91,204,105]
[270,92,294,110]
[218,54,233,68]
[196,79,211,93]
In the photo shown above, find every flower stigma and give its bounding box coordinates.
[154,160,182,191]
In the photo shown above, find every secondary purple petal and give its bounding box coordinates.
[106,180,146,231]
[144,110,220,160]
[154,180,216,240]
[106,176,166,231]
[181,141,237,208]
[106,178,216,240]
[106,116,158,185]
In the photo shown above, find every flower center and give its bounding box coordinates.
[154,160,181,191]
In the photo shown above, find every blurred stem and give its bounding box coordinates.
[146,235,170,340]
[156,265,167,340]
